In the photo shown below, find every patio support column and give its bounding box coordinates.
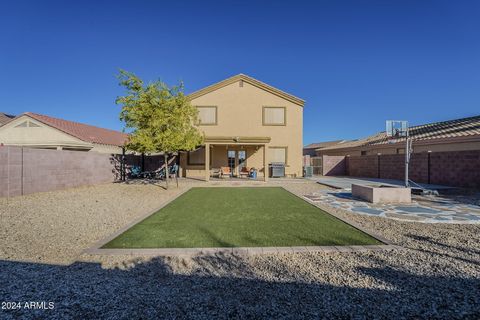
[205,143,210,182]
[263,144,269,182]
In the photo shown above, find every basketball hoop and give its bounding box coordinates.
[386,120,411,187]
[386,120,408,138]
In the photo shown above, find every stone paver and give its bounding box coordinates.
[304,190,480,224]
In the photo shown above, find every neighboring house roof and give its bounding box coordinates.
[188,74,305,107]
[304,140,344,150]
[10,112,129,147]
[0,112,15,126]
[320,115,480,152]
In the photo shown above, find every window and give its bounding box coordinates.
[187,147,205,165]
[263,107,286,126]
[396,148,405,154]
[197,106,217,125]
[269,147,287,164]
[361,151,367,156]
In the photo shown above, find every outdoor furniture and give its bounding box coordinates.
[129,165,142,179]
[169,163,179,178]
[211,168,222,178]
[220,166,232,178]
[239,167,250,178]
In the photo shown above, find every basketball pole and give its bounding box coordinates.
[404,127,410,188]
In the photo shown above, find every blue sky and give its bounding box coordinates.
[1,1,479,145]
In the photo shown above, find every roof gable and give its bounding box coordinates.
[188,74,305,107]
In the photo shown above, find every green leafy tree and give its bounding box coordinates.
[116,70,203,188]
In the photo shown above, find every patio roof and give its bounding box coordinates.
[204,136,271,144]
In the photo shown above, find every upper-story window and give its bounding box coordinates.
[263,106,286,126]
[197,106,217,125]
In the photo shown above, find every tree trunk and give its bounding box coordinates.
[164,153,169,189]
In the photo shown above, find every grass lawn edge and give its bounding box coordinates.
[87,185,393,254]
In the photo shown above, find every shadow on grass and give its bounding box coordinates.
[1,255,479,319]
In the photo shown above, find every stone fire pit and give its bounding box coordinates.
[352,184,411,203]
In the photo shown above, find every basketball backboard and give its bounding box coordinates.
[386,120,408,138]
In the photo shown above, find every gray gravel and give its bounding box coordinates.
[1,179,479,319]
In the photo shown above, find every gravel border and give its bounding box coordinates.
[2,179,479,319]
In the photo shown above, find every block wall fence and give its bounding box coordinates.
[0,146,175,198]
[321,150,480,188]
[0,146,116,197]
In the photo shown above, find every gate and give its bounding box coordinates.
[311,156,323,175]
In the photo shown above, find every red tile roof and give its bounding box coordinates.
[23,112,128,146]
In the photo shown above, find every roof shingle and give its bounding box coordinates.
[23,112,128,146]
[320,115,480,151]
[304,140,344,149]
[0,112,15,126]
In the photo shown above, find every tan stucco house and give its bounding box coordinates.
[0,112,128,154]
[180,74,305,181]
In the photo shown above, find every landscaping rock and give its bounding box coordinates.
[1,179,479,319]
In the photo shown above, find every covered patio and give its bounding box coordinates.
[180,136,271,182]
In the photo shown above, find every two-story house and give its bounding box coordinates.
[179,74,305,181]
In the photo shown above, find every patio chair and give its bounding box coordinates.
[129,165,143,179]
[220,166,232,178]
[211,168,222,178]
[168,163,179,178]
[239,167,250,178]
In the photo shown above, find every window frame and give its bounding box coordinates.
[262,106,286,126]
[268,146,288,165]
[196,106,218,126]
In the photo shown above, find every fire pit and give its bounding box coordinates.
[352,184,411,203]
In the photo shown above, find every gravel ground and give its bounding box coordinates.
[1,179,479,319]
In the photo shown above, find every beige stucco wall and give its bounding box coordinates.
[182,80,303,178]
[0,115,122,154]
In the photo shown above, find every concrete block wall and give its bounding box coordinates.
[344,150,480,188]
[429,151,480,188]
[321,155,346,176]
[345,155,378,178]
[0,146,115,197]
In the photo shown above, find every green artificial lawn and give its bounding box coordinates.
[103,187,381,248]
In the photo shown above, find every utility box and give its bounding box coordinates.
[304,166,313,177]
[269,163,285,178]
